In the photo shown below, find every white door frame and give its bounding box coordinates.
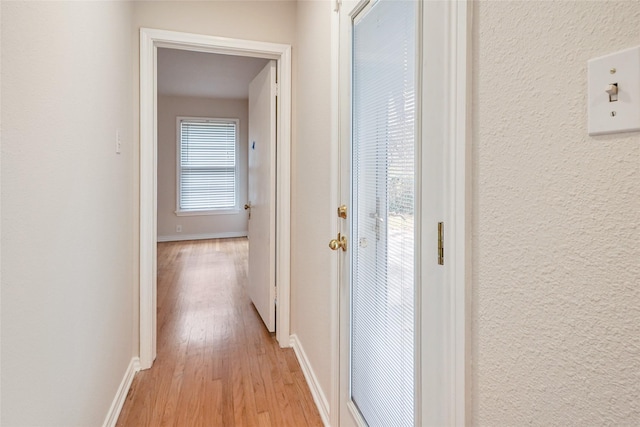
[330,1,471,425]
[139,28,292,369]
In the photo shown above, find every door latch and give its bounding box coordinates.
[438,222,444,265]
[337,205,347,219]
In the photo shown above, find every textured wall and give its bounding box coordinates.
[157,95,249,240]
[472,1,640,424]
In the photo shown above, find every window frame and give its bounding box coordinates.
[175,116,241,216]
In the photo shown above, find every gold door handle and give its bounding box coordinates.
[328,233,347,252]
[244,204,251,210]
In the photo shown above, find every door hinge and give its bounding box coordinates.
[438,222,444,265]
[334,0,341,13]
[275,83,279,97]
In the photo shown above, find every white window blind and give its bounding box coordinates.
[351,1,416,426]
[178,118,238,212]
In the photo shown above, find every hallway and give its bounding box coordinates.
[116,239,323,426]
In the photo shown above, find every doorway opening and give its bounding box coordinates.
[139,28,292,370]
[156,47,277,333]
[156,48,269,243]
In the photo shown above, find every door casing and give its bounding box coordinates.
[139,28,292,369]
[330,1,471,425]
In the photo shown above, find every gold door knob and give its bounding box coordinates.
[328,233,347,252]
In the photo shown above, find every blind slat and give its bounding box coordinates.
[351,2,416,426]
[179,119,237,211]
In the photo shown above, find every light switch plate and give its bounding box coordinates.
[588,46,640,136]
[116,128,122,154]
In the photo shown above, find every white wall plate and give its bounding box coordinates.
[588,46,640,136]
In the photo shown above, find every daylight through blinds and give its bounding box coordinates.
[179,119,237,211]
[351,1,416,426]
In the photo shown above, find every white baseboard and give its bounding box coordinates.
[102,357,141,427]
[157,231,247,242]
[289,334,330,426]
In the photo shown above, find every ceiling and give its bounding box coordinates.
[157,48,270,99]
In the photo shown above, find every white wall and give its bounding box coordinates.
[291,0,334,417]
[1,2,135,426]
[157,95,249,241]
[0,2,3,419]
[472,1,640,424]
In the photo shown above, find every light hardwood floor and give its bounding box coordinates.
[116,238,323,427]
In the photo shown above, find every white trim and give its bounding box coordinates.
[289,335,330,427]
[140,28,293,370]
[139,28,157,369]
[157,231,247,242]
[275,44,292,348]
[174,209,241,217]
[329,2,341,427]
[449,1,472,425]
[102,357,141,427]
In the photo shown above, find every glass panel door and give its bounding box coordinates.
[350,1,417,425]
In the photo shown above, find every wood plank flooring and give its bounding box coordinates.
[116,238,323,427]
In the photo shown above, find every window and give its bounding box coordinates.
[176,117,239,214]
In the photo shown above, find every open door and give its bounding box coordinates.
[247,60,277,332]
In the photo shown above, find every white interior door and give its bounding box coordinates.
[248,60,276,332]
